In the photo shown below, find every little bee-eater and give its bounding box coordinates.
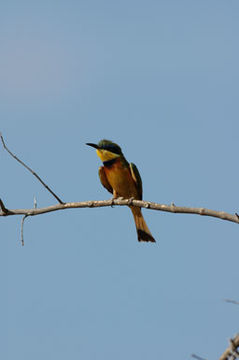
[86,139,155,242]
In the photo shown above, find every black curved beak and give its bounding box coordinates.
[86,143,99,149]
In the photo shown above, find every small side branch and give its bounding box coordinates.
[191,354,208,360]
[219,334,239,360]
[0,133,64,204]
[20,215,28,246]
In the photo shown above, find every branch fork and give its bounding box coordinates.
[0,198,11,215]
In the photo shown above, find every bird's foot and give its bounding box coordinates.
[110,197,115,207]
[127,197,135,206]
[110,196,124,207]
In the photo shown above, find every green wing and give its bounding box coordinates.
[98,166,113,194]
[129,163,143,200]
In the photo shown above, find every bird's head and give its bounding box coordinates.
[86,139,123,162]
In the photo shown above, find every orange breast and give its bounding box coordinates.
[104,159,139,199]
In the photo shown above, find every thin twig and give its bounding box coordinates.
[191,354,208,360]
[0,133,64,204]
[20,215,28,246]
[0,199,239,224]
[225,299,239,305]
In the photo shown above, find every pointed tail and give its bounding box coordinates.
[131,206,156,242]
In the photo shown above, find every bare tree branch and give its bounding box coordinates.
[0,133,64,204]
[1,133,238,232]
[219,334,239,360]
[0,198,239,224]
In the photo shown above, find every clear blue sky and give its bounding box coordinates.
[1,1,239,359]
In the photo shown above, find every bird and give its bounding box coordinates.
[86,139,156,242]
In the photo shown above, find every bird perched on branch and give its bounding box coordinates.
[86,139,155,242]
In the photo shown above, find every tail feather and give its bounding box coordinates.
[131,207,156,243]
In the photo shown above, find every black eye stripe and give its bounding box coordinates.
[102,144,121,154]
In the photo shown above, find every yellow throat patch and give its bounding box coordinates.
[96,149,120,162]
